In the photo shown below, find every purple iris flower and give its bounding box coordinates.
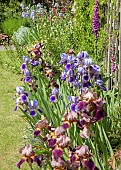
[52,87,59,95]
[16,86,24,94]
[70,103,76,112]
[66,69,73,77]
[77,101,87,111]
[17,158,26,169]
[60,70,67,80]
[21,94,28,102]
[95,79,103,86]
[21,12,29,18]
[65,63,71,70]
[78,66,87,75]
[60,53,68,63]
[48,138,56,148]
[20,4,24,10]
[30,10,35,19]
[93,109,106,122]
[83,81,92,88]
[73,81,81,87]
[90,65,100,74]
[30,110,36,117]
[84,159,99,170]
[77,51,89,59]
[83,74,90,82]
[29,100,42,117]
[101,85,107,91]
[25,77,31,83]
[50,95,56,102]
[29,100,39,109]
[68,77,74,83]
[24,69,31,77]
[23,56,30,63]
[82,58,93,66]
[52,149,63,160]
[68,96,78,103]
[21,63,27,71]
[31,60,40,66]
[67,55,76,63]
[37,3,42,8]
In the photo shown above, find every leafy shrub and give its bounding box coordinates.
[1,17,25,37]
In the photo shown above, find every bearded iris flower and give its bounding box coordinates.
[82,58,94,66]
[16,145,43,169]
[20,4,24,10]
[37,3,42,8]
[59,53,68,64]
[51,87,59,95]
[21,63,27,71]
[78,66,87,74]
[50,95,56,102]
[23,56,30,63]
[28,100,42,117]
[77,51,89,59]
[31,60,40,66]
[14,86,29,111]
[34,118,48,137]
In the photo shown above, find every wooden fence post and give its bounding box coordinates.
[119,0,121,93]
[106,0,112,90]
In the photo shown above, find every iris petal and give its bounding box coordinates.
[16,158,26,169]
[30,110,36,117]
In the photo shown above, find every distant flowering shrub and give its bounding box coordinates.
[92,0,100,38]
[14,43,109,169]
[20,2,67,20]
[12,26,30,45]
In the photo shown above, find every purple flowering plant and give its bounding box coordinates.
[92,0,100,38]
[13,41,117,169]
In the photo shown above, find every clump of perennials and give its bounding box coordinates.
[15,44,107,170]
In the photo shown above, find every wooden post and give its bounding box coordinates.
[106,0,112,90]
[119,0,121,93]
[114,0,119,89]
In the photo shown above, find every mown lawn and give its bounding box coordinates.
[0,50,30,170]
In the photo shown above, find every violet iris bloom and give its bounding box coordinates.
[14,87,29,111]
[16,145,42,169]
[31,60,40,66]
[77,51,89,59]
[21,63,27,71]
[78,66,87,74]
[90,65,100,74]
[52,87,59,95]
[50,95,56,102]
[59,53,68,64]
[28,100,42,117]
[52,149,63,160]
[68,96,78,103]
[82,58,93,66]
[60,70,67,80]
[16,86,25,94]
[23,56,30,63]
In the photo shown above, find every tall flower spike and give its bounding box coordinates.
[92,0,100,38]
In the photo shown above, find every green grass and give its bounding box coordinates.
[0,50,30,170]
